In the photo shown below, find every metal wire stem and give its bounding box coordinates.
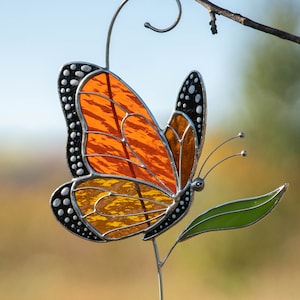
[152,238,164,300]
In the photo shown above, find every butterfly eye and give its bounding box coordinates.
[191,178,205,192]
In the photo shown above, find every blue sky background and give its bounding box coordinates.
[0,0,269,153]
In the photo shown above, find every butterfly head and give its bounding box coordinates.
[191,177,205,192]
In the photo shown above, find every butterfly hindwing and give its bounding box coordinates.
[72,177,174,240]
[51,181,105,242]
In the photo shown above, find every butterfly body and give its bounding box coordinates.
[51,62,206,241]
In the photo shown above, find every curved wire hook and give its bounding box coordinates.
[144,0,182,33]
[105,0,182,68]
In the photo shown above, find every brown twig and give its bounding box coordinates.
[195,0,300,44]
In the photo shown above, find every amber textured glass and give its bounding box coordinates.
[165,113,196,189]
[74,178,173,239]
[79,72,177,193]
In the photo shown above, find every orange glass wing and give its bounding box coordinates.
[73,177,174,240]
[165,112,196,190]
[78,71,177,194]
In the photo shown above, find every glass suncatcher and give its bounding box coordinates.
[50,1,288,299]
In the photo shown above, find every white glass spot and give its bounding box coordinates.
[61,186,70,196]
[58,209,64,216]
[63,69,70,76]
[81,65,92,72]
[64,104,71,111]
[75,71,84,77]
[70,79,79,86]
[61,79,67,86]
[195,94,201,103]
[67,208,74,215]
[196,105,202,114]
[76,169,84,176]
[52,198,61,207]
[70,132,76,139]
[63,198,71,205]
[188,85,195,94]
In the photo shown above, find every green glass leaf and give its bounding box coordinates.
[178,184,288,242]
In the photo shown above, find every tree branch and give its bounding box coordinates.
[195,0,300,44]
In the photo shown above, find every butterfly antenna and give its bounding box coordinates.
[198,132,245,177]
[203,150,247,180]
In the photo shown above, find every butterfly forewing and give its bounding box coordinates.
[144,71,206,239]
[164,71,206,188]
[78,71,177,193]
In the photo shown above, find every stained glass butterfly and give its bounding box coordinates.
[50,62,206,242]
